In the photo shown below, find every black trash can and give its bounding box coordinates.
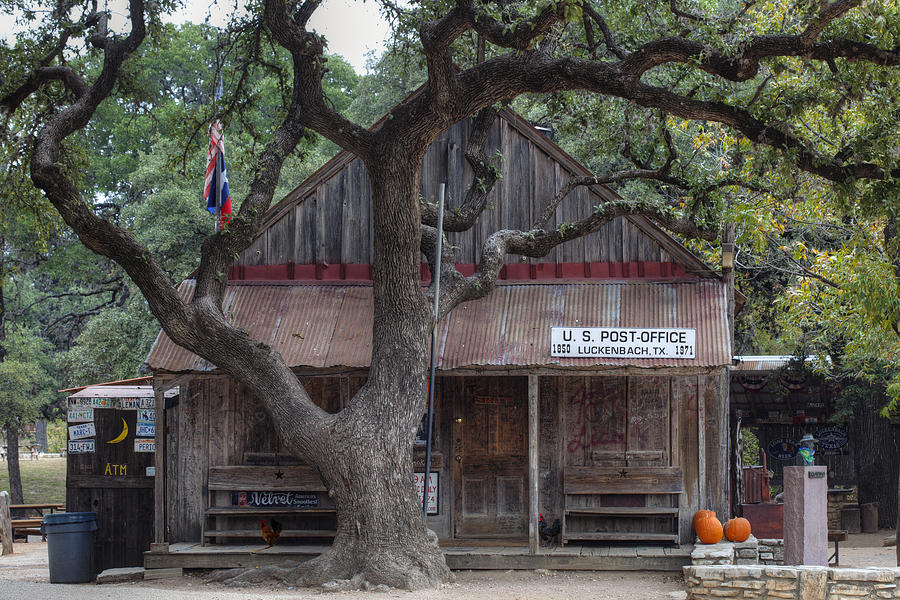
[41,512,98,583]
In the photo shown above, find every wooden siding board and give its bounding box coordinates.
[266,214,295,265]
[323,175,344,263]
[533,147,558,263]
[292,194,316,265]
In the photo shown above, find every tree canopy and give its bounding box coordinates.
[3,0,900,588]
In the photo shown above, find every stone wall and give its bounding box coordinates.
[684,565,900,600]
[692,537,785,566]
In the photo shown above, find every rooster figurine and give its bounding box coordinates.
[538,513,561,548]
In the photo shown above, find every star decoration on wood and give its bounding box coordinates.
[274,470,285,480]
[618,469,628,478]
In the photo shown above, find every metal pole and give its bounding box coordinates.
[214,141,222,234]
[423,183,445,516]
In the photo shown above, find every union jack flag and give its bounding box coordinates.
[204,119,232,228]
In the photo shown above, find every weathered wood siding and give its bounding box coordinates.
[239,117,677,268]
[535,372,727,544]
[159,370,726,545]
[67,406,155,572]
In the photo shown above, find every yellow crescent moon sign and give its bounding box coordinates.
[107,418,128,444]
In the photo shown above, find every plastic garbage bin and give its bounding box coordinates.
[41,512,97,583]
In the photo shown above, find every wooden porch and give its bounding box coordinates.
[144,541,694,572]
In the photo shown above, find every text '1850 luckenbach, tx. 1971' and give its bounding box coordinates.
[550,327,696,359]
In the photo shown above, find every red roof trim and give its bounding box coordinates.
[228,262,700,283]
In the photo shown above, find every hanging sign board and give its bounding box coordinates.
[415,472,439,515]
[68,422,96,440]
[550,327,696,359]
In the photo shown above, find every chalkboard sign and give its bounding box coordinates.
[230,491,319,508]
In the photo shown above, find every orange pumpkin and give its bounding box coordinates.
[724,517,752,542]
[692,509,716,533]
[695,514,723,544]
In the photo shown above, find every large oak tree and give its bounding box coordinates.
[3,0,900,588]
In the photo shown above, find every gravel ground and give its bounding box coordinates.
[0,533,895,600]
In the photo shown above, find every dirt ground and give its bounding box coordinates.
[0,533,895,600]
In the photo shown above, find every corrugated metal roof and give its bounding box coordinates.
[147,280,730,373]
[68,385,179,398]
[731,356,800,372]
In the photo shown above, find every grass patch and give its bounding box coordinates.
[0,457,67,505]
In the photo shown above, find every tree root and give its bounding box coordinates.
[203,538,451,591]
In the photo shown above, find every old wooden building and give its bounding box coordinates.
[146,107,732,557]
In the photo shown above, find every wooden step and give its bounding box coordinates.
[202,529,336,538]
[563,532,679,543]
[205,507,336,516]
[565,507,678,516]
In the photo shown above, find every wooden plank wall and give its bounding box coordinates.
[537,372,728,544]
[161,370,726,545]
[163,374,408,542]
[238,118,674,269]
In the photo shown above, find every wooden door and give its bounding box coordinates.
[453,377,528,538]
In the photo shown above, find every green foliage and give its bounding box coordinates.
[46,420,66,454]
[0,325,55,431]
[741,428,761,466]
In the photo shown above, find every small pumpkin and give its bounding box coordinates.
[695,514,723,544]
[692,509,716,533]
[724,517,752,542]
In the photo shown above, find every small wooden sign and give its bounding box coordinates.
[474,396,511,406]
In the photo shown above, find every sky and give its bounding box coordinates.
[0,0,391,73]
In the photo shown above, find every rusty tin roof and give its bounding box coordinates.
[147,279,730,373]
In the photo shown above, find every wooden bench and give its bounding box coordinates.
[11,518,43,539]
[563,466,683,545]
[203,465,337,544]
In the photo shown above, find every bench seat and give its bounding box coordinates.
[203,465,337,545]
[562,466,683,545]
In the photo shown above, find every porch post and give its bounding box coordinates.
[528,375,539,554]
[153,380,167,544]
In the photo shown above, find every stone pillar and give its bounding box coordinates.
[784,466,828,566]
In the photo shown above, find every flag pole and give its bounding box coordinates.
[423,183,445,517]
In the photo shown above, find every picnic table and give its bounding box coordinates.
[10,503,65,540]
[0,445,40,460]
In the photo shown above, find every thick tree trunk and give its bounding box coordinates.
[5,428,24,505]
[294,151,449,588]
[214,149,450,590]
[851,393,899,529]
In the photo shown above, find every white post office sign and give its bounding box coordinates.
[551,327,696,359]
